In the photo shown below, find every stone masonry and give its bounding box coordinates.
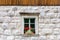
[0,6,60,40]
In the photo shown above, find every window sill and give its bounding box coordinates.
[22,34,39,37]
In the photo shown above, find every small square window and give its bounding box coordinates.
[24,18,35,35]
[21,13,39,36]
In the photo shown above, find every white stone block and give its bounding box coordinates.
[47,35,56,40]
[55,19,60,23]
[12,17,20,20]
[11,20,20,23]
[0,27,3,34]
[46,13,54,16]
[39,36,47,40]
[53,28,60,35]
[0,17,4,23]
[50,18,60,23]
[4,29,11,35]
[0,35,7,40]
[56,35,60,40]
[44,19,51,23]
[40,12,45,16]
[3,16,11,23]
[15,39,21,40]
[11,29,20,35]
[0,12,8,16]
[0,23,2,27]
[57,13,60,17]
[45,24,56,28]
[7,36,14,40]
[39,24,45,28]
[0,38,3,40]
[41,28,52,35]
[39,19,44,23]
[30,37,39,40]
[9,23,16,29]
[39,24,55,29]
[15,36,22,39]
[2,23,9,29]
[46,13,57,17]
[56,24,60,28]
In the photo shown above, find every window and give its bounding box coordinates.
[24,18,35,35]
[21,14,39,36]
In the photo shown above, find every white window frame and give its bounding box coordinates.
[21,15,38,35]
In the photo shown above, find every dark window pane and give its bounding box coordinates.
[24,24,29,33]
[30,18,35,23]
[24,24,29,27]
[31,28,35,33]
[30,24,35,28]
[24,18,29,23]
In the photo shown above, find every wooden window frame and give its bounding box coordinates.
[21,15,39,35]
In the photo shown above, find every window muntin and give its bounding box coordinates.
[24,18,35,35]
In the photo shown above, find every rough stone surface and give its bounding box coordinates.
[0,6,60,40]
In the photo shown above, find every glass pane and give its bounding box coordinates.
[30,24,35,28]
[31,28,35,33]
[24,18,29,23]
[24,24,29,28]
[30,18,35,23]
[24,24,29,33]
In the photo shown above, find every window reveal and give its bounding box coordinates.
[24,18,35,35]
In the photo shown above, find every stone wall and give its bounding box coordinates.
[0,6,60,40]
